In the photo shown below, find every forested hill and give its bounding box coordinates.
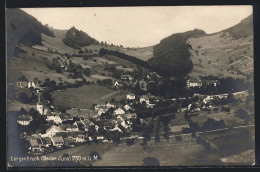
[62,27,98,49]
[6,8,55,58]
[221,14,253,39]
[149,29,206,78]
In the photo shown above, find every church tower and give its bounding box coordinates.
[37,93,44,115]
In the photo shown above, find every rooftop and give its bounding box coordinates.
[52,136,64,143]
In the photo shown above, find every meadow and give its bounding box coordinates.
[52,85,127,109]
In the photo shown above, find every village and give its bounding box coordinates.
[15,67,251,155]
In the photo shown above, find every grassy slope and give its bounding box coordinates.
[6,8,54,58]
[40,29,153,60]
[187,32,253,79]
[52,85,127,109]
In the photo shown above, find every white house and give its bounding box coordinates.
[41,125,65,138]
[46,113,62,124]
[75,134,85,143]
[114,108,125,115]
[28,81,39,89]
[97,109,105,116]
[124,104,131,111]
[51,136,64,147]
[126,93,135,100]
[17,114,32,126]
[114,81,122,87]
[186,79,202,88]
[65,124,79,132]
[16,81,28,88]
[106,103,115,108]
[28,137,44,153]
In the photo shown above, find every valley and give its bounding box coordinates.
[6,8,255,167]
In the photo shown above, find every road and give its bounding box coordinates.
[134,124,254,140]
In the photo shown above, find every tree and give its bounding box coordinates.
[19,92,30,103]
[143,157,160,166]
[83,68,91,76]
[19,107,27,115]
[201,118,226,131]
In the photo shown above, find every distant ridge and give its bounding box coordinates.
[221,14,253,39]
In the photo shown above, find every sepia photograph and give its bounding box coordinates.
[6,6,255,167]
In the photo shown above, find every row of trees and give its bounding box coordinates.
[99,48,149,69]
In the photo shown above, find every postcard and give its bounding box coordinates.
[6,6,255,167]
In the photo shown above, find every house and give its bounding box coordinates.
[169,124,190,133]
[186,79,202,88]
[124,104,132,111]
[16,81,28,88]
[126,93,135,100]
[41,125,65,138]
[114,108,125,115]
[94,104,106,110]
[64,138,76,147]
[28,137,44,153]
[59,113,73,122]
[97,136,104,141]
[106,103,115,108]
[81,119,94,127]
[46,111,62,124]
[65,124,79,132]
[111,124,123,133]
[75,134,85,142]
[28,81,40,89]
[97,109,105,116]
[51,136,64,147]
[114,80,122,87]
[74,121,85,131]
[117,113,133,128]
[17,114,32,126]
[140,95,150,105]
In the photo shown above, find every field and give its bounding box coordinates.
[93,135,219,166]
[199,126,255,165]
[187,32,253,79]
[190,110,244,128]
[40,135,217,166]
[52,85,127,109]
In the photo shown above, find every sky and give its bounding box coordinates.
[22,6,252,48]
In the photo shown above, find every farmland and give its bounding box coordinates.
[52,85,127,109]
[187,32,253,79]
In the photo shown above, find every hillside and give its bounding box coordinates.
[149,29,206,77]
[6,8,55,58]
[187,14,254,79]
[62,27,98,49]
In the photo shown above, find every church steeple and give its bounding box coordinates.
[37,93,44,115]
[37,93,42,105]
